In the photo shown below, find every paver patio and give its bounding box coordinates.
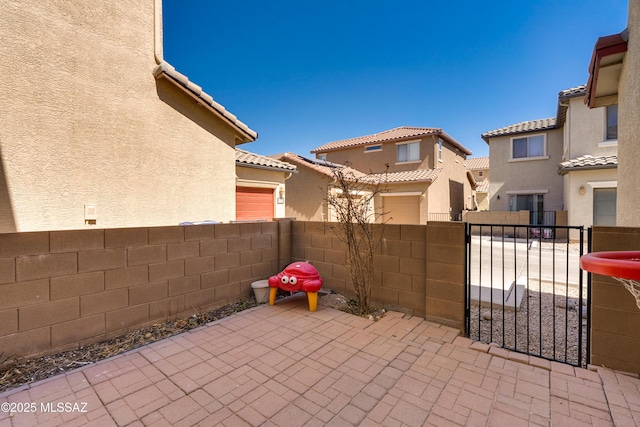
[1,293,639,426]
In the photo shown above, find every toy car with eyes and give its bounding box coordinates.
[268,262,323,311]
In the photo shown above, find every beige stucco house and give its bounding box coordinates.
[465,157,490,211]
[585,2,639,227]
[557,86,618,230]
[235,150,296,221]
[482,119,564,225]
[0,0,257,233]
[279,127,473,224]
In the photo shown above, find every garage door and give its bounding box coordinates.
[236,187,274,221]
[383,196,420,224]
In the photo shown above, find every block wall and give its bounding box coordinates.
[589,226,640,374]
[0,222,287,360]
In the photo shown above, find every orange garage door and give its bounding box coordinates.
[236,187,274,221]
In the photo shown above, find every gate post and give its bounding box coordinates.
[425,221,466,333]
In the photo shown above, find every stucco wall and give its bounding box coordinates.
[488,128,564,212]
[564,97,618,159]
[563,169,617,231]
[0,1,244,232]
[617,0,640,226]
[284,166,331,221]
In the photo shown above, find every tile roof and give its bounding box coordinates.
[558,85,587,100]
[236,149,297,172]
[276,153,440,184]
[465,156,489,170]
[475,179,490,193]
[153,61,258,142]
[311,126,472,155]
[481,118,557,142]
[558,155,618,175]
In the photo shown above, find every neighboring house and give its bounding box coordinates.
[0,1,256,232]
[482,119,564,225]
[281,126,473,224]
[585,3,638,227]
[465,157,490,211]
[557,86,618,228]
[235,150,296,221]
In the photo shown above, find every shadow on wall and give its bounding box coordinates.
[449,179,464,215]
[0,149,16,233]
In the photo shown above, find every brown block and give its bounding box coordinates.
[0,279,49,310]
[304,246,324,262]
[371,285,399,305]
[0,232,49,258]
[81,289,128,316]
[262,247,278,262]
[292,246,305,260]
[149,226,184,244]
[398,291,425,311]
[185,256,216,276]
[426,280,464,303]
[168,275,201,296]
[184,224,216,241]
[215,223,240,239]
[149,296,185,320]
[228,236,251,253]
[399,257,426,276]
[311,234,332,249]
[149,260,185,282]
[16,253,77,281]
[105,266,149,290]
[240,250,262,266]
[292,232,311,247]
[374,255,400,273]
[401,225,427,241]
[0,258,15,284]
[0,308,18,336]
[51,271,105,300]
[106,304,149,333]
[214,283,241,301]
[381,271,412,291]
[51,314,105,347]
[200,239,228,256]
[411,241,426,260]
[78,248,126,272]
[379,239,411,258]
[229,265,253,283]
[105,228,148,248]
[127,245,167,266]
[0,327,51,359]
[19,298,79,330]
[185,288,217,309]
[129,281,168,305]
[426,222,465,246]
[251,262,273,279]
[240,222,262,236]
[426,243,465,265]
[167,241,199,260]
[261,222,278,234]
[50,229,104,253]
[215,252,240,270]
[306,222,329,235]
[426,296,464,325]
[201,270,229,289]
[590,330,640,374]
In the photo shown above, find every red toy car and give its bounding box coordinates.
[268,262,323,311]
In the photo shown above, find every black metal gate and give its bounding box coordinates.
[465,223,590,367]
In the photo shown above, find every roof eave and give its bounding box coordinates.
[153,63,258,144]
[585,31,628,109]
[558,163,618,175]
[236,162,297,173]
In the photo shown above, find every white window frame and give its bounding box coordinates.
[396,140,421,164]
[509,133,548,161]
[317,153,327,161]
[438,139,443,163]
[605,104,618,142]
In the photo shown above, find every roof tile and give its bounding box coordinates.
[558,155,618,174]
[465,156,489,170]
[481,118,557,141]
[236,149,297,171]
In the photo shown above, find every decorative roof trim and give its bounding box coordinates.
[236,149,297,172]
[557,155,618,175]
[481,118,557,142]
[585,31,628,108]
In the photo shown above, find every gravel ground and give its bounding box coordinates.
[469,280,588,367]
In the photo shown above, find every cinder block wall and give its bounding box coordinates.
[590,226,640,374]
[0,222,286,360]
[291,221,466,326]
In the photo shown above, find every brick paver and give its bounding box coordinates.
[1,292,639,426]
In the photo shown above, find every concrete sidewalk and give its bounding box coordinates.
[1,293,639,426]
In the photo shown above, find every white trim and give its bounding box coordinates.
[587,180,617,188]
[380,192,423,197]
[597,140,618,148]
[394,161,421,165]
[236,179,279,189]
[394,139,421,145]
[506,189,549,195]
[508,156,549,163]
[364,144,382,153]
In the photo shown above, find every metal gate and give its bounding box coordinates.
[465,223,590,367]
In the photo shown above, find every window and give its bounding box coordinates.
[606,104,618,140]
[479,171,484,177]
[364,144,382,152]
[508,193,546,224]
[397,142,420,162]
[438,139,443,162]
[317,154,327,161]
[511,135,545,159]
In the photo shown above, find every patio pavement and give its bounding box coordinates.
[1,293,639,426]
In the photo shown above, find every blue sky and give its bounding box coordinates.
[162,1,628,159]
